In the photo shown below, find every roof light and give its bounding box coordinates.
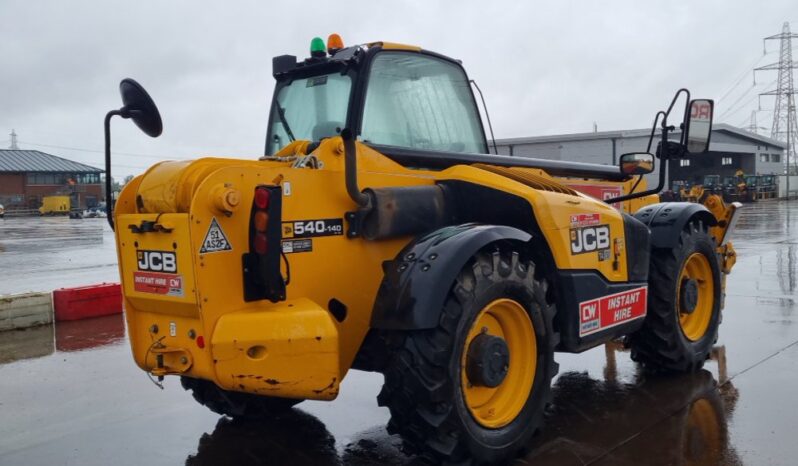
[310,37,327,58]
[327,33,344,53]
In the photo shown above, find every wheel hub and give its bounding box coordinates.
[466,333,510,388]
[680,278,699,314]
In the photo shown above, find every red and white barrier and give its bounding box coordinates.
[52,283,122,321]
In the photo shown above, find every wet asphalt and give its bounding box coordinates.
[1,201,797,465]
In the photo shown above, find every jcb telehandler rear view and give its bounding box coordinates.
[104,35,740,464]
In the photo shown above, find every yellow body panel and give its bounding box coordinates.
[212,298,339,399]
[115,136,653,398]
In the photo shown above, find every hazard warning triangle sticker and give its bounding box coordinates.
[200,217,233,253]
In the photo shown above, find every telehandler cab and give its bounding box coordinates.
[105,36,740,464]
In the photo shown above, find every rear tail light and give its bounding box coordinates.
[254,211,268,232]
[254,233,268,254]
[254,187,270,210]
[242,185,285,302]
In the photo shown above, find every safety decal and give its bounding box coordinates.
[200,217,232,254]
[133,271,184,297]
[137,250,177,273]
[282,218,344,239]
[570,224,610,255]
[282,239,313,254]
[569,213,600,228]
[579,286,647,337]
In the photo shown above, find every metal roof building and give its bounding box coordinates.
[0,149,103,211]
[0,150,102,173]
[494,124,788,189]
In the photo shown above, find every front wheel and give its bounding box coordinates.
[378,247,559,464]
[630,220,722,372]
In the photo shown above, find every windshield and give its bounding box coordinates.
[266,72,352,155]
[361,52,487,153]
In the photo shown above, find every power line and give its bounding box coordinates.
[718,53,772,104]
[18,140,193,160]
[717,78,776,121]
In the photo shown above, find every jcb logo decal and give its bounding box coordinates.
[570,225,610,255]
[137,250,177,273]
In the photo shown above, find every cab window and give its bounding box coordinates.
[267,72,353,155]
[360,52,486,154]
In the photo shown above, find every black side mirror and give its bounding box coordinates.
[619,152,655,175]
[104,78,162,231]
[119,78,163,137]
[683,99,713,154]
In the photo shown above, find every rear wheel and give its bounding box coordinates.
[630,220,721,372]
[378,247,558,464]
[181,377,301,419]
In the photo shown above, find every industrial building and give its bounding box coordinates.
[0,150,103,211]
[494,124,787,189]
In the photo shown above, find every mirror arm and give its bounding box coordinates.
[104,110,122,231]
[604,164,665,204]
[605,125,670,205]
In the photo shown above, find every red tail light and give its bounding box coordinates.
[243,185,285,302]
[254,187,270,209]
[254,233,268,254]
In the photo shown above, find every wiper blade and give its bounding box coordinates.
[274,102,296,142]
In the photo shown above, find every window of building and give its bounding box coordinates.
[722,157,733,166]
[26,173,59,185]
[760,153,770,162]
[26,172,100,185]
[772,153,781,163]
[76,173,100,184]
[680,159,691,167]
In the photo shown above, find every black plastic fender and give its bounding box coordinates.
[633,202,717,249]
[370,223,531,330]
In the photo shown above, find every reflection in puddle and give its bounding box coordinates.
[55,313,125,352]
[186,409,341,466]
[0,324,54,364]
[0,314,125,365]
[181,343,741,465]
[524,345,741,465]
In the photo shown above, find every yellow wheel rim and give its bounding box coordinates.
[678,253,715,341]
[461,298,536,429]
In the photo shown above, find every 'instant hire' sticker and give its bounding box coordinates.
[200,217,232,254]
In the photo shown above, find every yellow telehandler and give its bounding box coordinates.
[103,36,740,464]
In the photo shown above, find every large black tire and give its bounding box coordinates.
[377,246,559,464]
[181,376,302,420]
[630,220,722,372]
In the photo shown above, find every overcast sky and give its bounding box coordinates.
[0,0,795,178]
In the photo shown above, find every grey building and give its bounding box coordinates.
[494,124,787,189]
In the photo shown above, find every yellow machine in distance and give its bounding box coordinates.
[38,195,71,215]
[104,36,740,464]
